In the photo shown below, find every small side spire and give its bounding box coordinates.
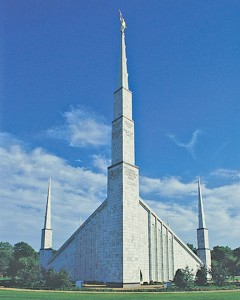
[41,178,52,249]
[198,177,206,229]
[197,177,211,275]
[118,10,129,90]
[44,178,51,229]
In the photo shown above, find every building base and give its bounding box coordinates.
[106,282,141,288]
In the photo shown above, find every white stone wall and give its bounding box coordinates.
[173,237,200,274]
[197,228,209,250]
[138,199,201,283]
[112,116,135,165]
[41,229,52,249]
[39,249,53,270]
[138,203,149,283]
[114,88,132,120]
[49,235,76,276]
[46,196,202,284]
[112,87,134,166]
[122,163,140,285]
[48,201,112,283]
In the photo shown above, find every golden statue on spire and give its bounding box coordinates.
[119,10,127,32]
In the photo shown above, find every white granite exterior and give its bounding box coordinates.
[39,20,206,286]
[197,179,212,274]
[41,229,52,249]
[44,196,201,284]
[138,200,201,283]
[197,228,211,272]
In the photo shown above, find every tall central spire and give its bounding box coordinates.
[112,11,134,165]
[118,11,129,90]
[106,12,140,286]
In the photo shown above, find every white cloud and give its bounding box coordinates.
[146,199,197,243]
[167,129,201,159]
[92,154,111,173]
[0,133,107,250]
[140,176,197,198]
[1,133,240,251]
[47,107,111,148]
[140,175,240,249]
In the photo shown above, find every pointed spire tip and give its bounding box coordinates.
[119,10,127,32]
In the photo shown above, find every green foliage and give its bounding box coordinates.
[43,268,73,289]
[211,260,228,286]
[187,243,197,255]
[211,246,240,283]
[195,266,208,286]
[0,240,72,289]
[12,241,37,260]
[233,247,240,260]
[17,256,43,288]
[8,241,38,278]
[0,242,13,276]
[233,247,240,275]
[173,266,194,289]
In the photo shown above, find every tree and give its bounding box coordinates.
[211,260,228,286]
[187,243,197,255]
[233,247,240,260]
[43,269,72,289]
[17,256,43,288]
[0,242,13,276]
[211,246,238,280]
[195,266,208,286]
[226,255,238,280]
[173,266,194,289]
[233,247,240,276]
[12,242,37,260]
[8,242,38,279]
[211,246,233,262]
[0,240,73,289]
[173,269,185,288]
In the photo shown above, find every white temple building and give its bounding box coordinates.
[39,14,211,287]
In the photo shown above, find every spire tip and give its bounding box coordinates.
[119,9,127,32]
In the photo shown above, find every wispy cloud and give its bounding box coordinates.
[210,168,240,181]
[167,129,201,159]
[46,107,111,148]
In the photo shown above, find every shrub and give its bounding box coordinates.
[173,266,194,289]
[43,268,73,290]
[195,266,208,286]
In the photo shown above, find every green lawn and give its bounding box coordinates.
[1,290,240,300]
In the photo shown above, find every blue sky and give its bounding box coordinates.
[1,1,240,250]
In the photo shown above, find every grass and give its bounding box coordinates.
[0,290,240,300]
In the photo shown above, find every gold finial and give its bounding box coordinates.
[119,10,127,32]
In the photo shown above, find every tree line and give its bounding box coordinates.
[0,241,72,289]
[174,244,240,288]
[0,241,240,289]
